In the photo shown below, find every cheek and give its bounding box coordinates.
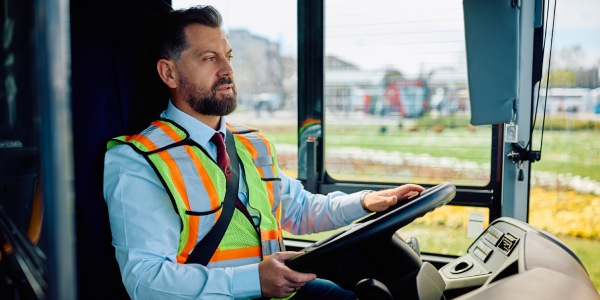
[180,63,213,82]
[183,72,211,88]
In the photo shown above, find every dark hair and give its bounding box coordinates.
[157,5,223,60]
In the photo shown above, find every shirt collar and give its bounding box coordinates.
[160,100,228,148]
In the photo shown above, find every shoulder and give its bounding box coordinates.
[104,143,148,170]
[227,122,259,134]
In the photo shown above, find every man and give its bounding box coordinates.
[103,5,424,299]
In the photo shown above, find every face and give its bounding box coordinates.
[174,24,237,116]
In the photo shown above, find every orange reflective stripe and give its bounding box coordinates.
[236,136,269,189]
[152,120,181,141]
[156,150,189,208]
[210,246,261,262]
[236,135,270,198]
[261,229,279,241]
[278,227,283,243]
[126,134,159,151]
[184,146,221,214]
[237,134,259,159]
[177,254,187,264]
[265,180,275,207]
[125,131,189,213]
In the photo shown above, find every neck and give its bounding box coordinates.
[196,114,221,130]
[172,98,221,130]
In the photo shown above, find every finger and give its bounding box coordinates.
[404,190,419,197]
[280,284,302,297]
[407,184,426,192]
[284,270,317,283]
[291,282,306,289]
[395,184,424,197]
[273,251,304,262]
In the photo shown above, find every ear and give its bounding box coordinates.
[157,59,178,89]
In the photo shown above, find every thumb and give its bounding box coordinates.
[273,251,304,262]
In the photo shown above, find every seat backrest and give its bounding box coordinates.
[70,1,171,299]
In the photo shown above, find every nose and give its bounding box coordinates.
[217,57,233,78]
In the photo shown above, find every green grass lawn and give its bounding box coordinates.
[261,122,600,182]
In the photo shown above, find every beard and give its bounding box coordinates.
[179,75,238,116]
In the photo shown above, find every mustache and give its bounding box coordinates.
[213,77,233,89]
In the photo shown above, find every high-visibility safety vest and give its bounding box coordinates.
[107,118,285,267]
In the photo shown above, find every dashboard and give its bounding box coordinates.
[439,217,599,300]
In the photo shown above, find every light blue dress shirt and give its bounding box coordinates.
[103,100,369,299]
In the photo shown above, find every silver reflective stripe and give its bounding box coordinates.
[254,155,273,166]
[270,180,282,214]
[142,122,184,149]
[261,239,281,257]
[207,256,261,269]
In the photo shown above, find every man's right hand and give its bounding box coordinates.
[259,251,317,298]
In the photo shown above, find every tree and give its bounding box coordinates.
[543,45,599,88]
[543,69,577,87]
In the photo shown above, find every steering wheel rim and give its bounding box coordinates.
[285,182,456,274]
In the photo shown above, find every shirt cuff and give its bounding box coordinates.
[232,263,262,299]
[343,192,371,220]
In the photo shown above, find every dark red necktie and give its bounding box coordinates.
[211,132,232,180]
[211,132,253,220]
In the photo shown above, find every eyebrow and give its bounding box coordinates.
[192,48,233,58]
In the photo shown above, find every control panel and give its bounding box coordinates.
[439,218,533,290]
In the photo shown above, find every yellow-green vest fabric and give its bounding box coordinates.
[107,119,285,267]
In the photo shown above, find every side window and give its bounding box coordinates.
[322,0,491,255]
[324,0,491,187]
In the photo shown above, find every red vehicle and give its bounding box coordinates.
[384,79,430,117]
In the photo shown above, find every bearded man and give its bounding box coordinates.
[103,5,424,300]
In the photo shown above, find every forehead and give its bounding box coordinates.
[183,24,231,54]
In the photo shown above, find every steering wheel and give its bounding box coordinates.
[285,182,456,292]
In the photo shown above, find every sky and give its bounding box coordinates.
[173,0,600,72]
[548,0,600,67]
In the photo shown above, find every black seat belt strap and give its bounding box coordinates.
[185,128,239,266]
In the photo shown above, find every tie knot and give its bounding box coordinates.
[211,132,225,146]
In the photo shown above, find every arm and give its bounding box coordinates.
[278,171,366,235]
[103,144,260,299]
[278,170,424,235]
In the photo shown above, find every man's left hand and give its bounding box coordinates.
[361,184,425,213]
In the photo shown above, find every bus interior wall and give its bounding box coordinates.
[70,0,170,298]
